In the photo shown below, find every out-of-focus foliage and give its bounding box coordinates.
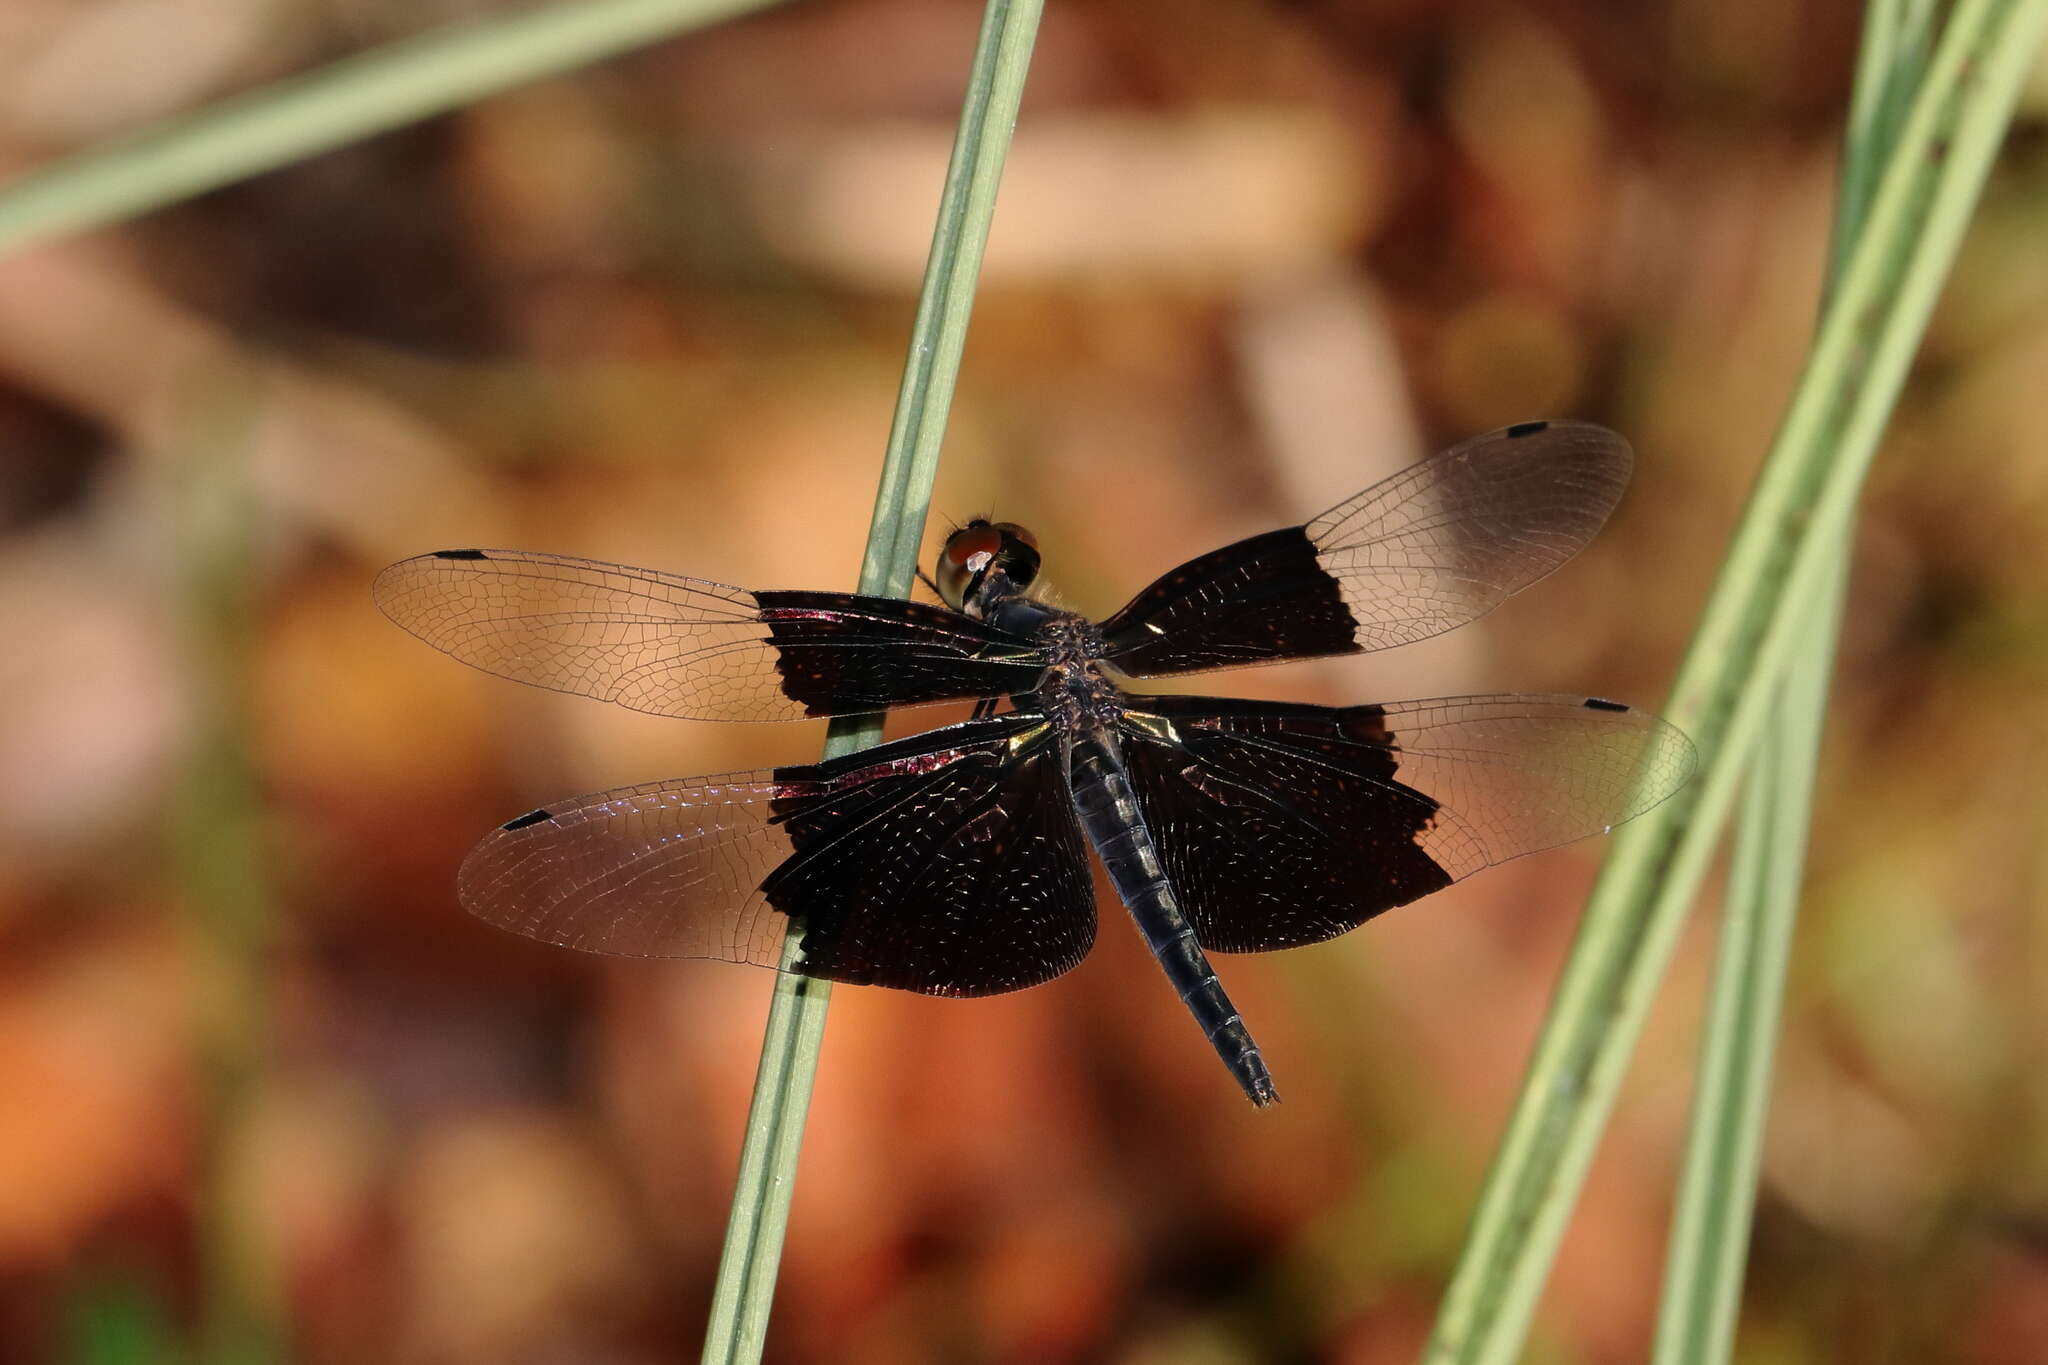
[0,1,2043,1362]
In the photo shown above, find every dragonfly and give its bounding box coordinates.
[375,420,1695,1106]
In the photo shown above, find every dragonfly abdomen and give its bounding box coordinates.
[1069,732,1278,1106]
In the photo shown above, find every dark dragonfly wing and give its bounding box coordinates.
[1117,693,1695,952]
[1099,421,1631,676]
[374,548,1048,722]
[458,713,1097,995]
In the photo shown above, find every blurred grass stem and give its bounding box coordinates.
[0,0,786,258]
[1650,3,1935,1361]
[172,365,280,1365]
[700,5,1044,1362]
[1425,0,2048,1359]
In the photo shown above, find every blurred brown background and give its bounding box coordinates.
[2,1,2046,1362]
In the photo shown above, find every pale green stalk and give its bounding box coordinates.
[0,0,786,257]
[699,5,1044,1362]
[171,365,278,1365]
[1425,1,2048,1359]
[2,0,1039,1358]
[1649,3,1936,1360]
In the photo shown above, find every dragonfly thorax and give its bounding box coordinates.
[1016,611,1122,735]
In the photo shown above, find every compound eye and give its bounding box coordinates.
[936,524,1002,610]
[944,525,1003,567]
[989,521,1037,550]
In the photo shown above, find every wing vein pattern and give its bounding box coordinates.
[1101,421,1632,675]
[457,714,1098,996]
[1118,692,1695,952]
[374,549,1047,721]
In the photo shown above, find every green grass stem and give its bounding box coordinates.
[1425,1,2048,1359]
[0,0,786,258]
[171,365,280,1365]
[1649,4,1936,1361]
[698,5,1044,1362]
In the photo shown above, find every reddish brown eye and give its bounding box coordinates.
[945,527,1003,566]
[990,522,1036,549]
[937,525,1004,611]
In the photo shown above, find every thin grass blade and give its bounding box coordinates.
[700,5,1046,1363]
[0,0,787,258]
[1425,1,2048,1359]
[170,365,281,1365]
[1649,3,1936,1360]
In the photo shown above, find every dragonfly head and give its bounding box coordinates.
[937,519,1040,617]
